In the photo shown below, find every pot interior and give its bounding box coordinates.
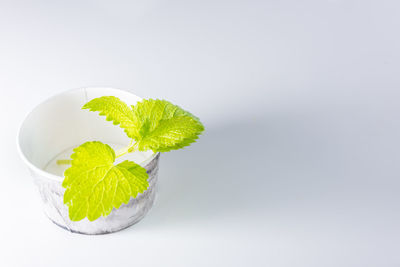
[18,88,147,173]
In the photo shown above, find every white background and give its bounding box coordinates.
[1,0,400,266]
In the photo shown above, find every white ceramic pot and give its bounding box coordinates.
[17,88,160,234]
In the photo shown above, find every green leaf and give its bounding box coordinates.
[62,141,149,221]
[131,99,205,152]
[82,96,138,139]
[82,96,204,151]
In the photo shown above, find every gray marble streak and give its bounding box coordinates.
[32,153,160,235]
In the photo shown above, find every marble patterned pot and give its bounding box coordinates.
[32,153,159,234]
[17,87,160,234]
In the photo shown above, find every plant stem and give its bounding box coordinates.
[57,159,72,165]
[115,140,138,158]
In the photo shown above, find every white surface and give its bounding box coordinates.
[1,0,400,266]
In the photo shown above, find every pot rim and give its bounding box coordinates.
[16,87,160,183]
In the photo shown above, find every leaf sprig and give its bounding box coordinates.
[62,97,204,221]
